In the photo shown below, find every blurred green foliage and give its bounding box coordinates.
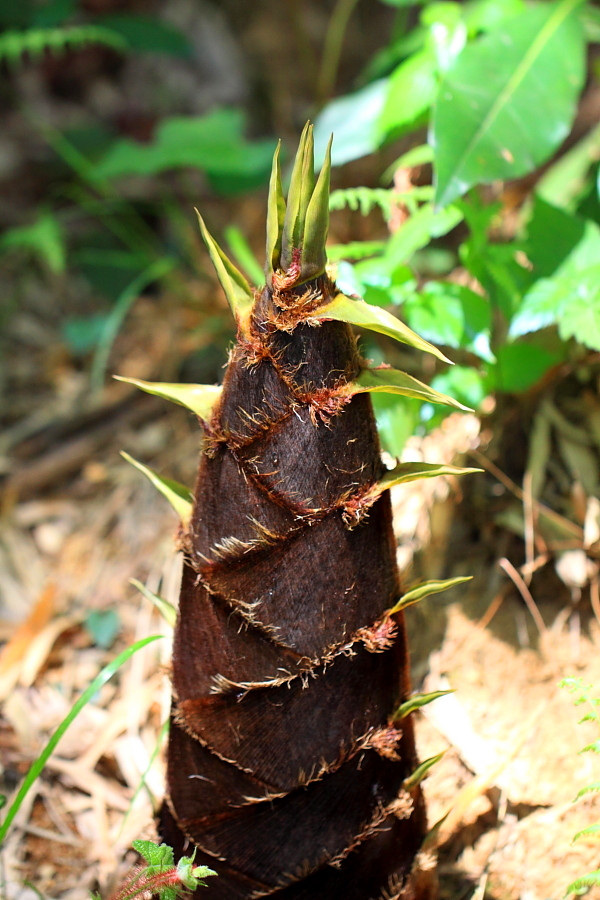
[2,0,600,456]
[315,0,600,453]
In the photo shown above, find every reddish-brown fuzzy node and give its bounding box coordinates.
[356,616,398,653]
[302,385,354,425]
[340,485,378,528]
[271,249,302,291]
[364,726,404,761]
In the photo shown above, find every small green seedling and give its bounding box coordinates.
[560,677,600,895]
[101,840,216,900]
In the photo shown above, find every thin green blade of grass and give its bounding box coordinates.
[0,634,163,844]
[90,259,174,393]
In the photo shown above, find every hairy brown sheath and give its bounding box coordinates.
[154,125,444,900]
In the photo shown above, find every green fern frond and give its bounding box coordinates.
[0,26,127,65]
[329,187,395,219]
[561,678,600,895]
[567,869,600,895]
[329,185,434,220]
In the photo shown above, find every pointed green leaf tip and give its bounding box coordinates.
[121,451,193,526]
[195,210,254,331]
[270,123,333,286]
[130,578,177,628]
[114,375,221,421]
[403,751,446,789]
[387,575,473,615]
[266,140,285,280]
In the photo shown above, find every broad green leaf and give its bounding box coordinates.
[491,342,563,392]
[0,211,65,273]
[394,690,454,719]
[463,0,525,35]
[313,79,388,167]
[315,293,453,363]
[377,49,437,142]
[525,197,600,280]
[196,211,254,331]
[374,462,481,498]
[404,751,446,789]
[121,452,193,525]
[508,279,561,338]
[351,256,415,309]
[372,394,421,458]
[94,108,276,192]
[386,203,463,263]
[114,375,222,421]
[458,196,533,320]
[388,575,473,614]
[0,635,162,844]
[95,13,192,57]
[556,269,600,351]
[130,578,177,628]
[581,3,600,42]
[421,3,467,72]
[432,0,586,207]
[402,281,493,362]
[536,121,600,210]
[510,264,600,353]
[347,366,470,410]
[382,144,434,183]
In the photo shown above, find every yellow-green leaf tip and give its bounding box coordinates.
[130,578,177,628]
[114,375,221,421]
[268,123,333,287]
[195,209,254,329]
[121,451,193,526]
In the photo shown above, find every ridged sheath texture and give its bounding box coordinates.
[159,268,434,899]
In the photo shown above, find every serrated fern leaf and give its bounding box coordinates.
[572,822,600,841]
[0,25,127,65]
[567,870,600,895]
[132,839,175,872]
[329,187,395,219]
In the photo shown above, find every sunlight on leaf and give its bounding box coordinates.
[315,293,452,363]
[114,376,222,421]
[432,0,586,206]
